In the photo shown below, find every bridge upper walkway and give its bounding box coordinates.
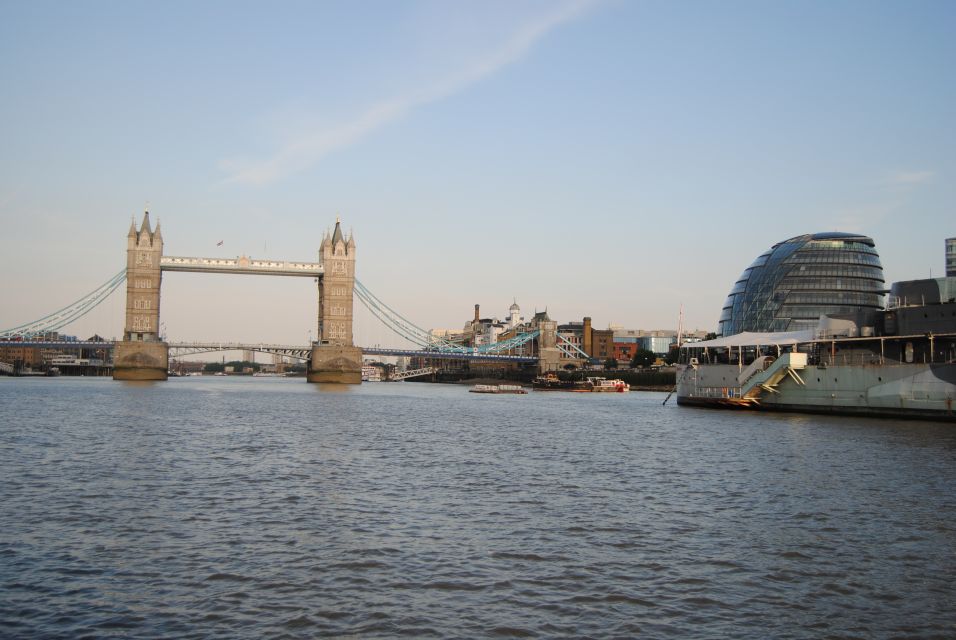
[160,256,322,277]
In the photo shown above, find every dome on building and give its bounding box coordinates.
[510,300,520,312]
[718,232,885,336]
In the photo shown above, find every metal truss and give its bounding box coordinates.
[389,367,435,380]
[482,329,540,353]
[0,269,126,339]
[556,334,591,359]
[168,342,312,361]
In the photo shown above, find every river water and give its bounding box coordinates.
[1,376,954,638]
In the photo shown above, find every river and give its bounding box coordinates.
[1,376,954,638]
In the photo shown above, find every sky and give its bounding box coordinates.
[1,0,954,346]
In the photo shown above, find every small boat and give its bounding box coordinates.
[587,377,630,393]
[532,372,589,391]
[533,372,628,392]
[469,384,528,394]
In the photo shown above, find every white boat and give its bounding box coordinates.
[587,377,630,392]
[469,384,528,394]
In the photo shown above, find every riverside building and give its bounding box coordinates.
[947,237,955,277]
[718,232,886,336]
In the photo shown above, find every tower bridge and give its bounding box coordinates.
[1,210,590,381]
[114,211,359,382]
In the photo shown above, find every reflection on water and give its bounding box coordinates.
[310,382,356,394]
[1,376,955,638]
[119,380,162,389]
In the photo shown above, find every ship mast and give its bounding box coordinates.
[677,303,684,348]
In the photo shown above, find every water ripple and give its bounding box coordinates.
[1,377,955,638]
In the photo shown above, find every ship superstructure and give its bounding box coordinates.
[676,277,956,421]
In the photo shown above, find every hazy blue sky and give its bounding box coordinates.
[1,0,953,345]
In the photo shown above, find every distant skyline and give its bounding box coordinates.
[1,1,954,345]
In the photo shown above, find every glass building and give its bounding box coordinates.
[718,232,885,336]
[946,237,956,277]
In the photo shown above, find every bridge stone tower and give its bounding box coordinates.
[309,219,362,383]
[113,211,169,380]
[537,320,561,372]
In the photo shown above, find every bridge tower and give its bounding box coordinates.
[308,219,362,383]
[537,320,562,373]
[113,211,169,380]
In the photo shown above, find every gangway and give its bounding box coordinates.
[389,367,435,381]
[740,352,807,399]
[737,355,773,385]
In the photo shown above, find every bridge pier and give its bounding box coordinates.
[537,320,562,373]
[113,341,169,381]
[307,344,362,384]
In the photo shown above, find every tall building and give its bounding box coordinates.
[946,237,956,277]
[718,232,885,336]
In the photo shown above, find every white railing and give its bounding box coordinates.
[160,256,322,276]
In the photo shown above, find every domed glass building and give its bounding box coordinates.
[717,232,885,336]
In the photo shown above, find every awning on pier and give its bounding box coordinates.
[681,329,816,350]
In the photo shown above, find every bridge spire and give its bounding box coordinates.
[331,217,344,247]
[138,210,153,241]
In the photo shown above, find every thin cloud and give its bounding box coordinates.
[219,0,597,186]
[831,168,938,231]
[887,170,935,186]
[831,201,899,233]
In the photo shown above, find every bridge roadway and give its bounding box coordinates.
[7,341,538,363]
[166,342,312,360]
[170,343,536,363]
[2,341,114,350]
[360,347,536,363]
[160,256,322,277]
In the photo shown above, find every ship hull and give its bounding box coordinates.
[676,362,956,422]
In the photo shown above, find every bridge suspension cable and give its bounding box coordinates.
[353,279,462,351]
[0,269,126,339]
[2,269,547,360]
[354,278,540,356]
